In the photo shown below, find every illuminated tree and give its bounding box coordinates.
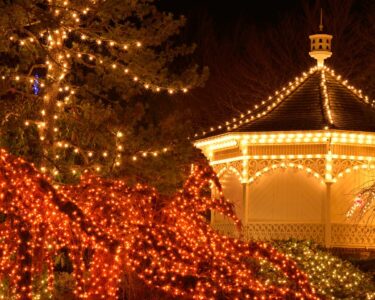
[0,0,207,185]
[0,148,319,299]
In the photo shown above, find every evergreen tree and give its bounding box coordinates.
[0,0,207,190]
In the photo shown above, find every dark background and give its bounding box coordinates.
[160,0,302,26]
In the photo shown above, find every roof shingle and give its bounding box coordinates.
[198,68,375,139]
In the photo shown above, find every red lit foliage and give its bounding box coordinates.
[0,149,318,299]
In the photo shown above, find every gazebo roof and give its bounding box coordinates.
[195,66,375,140]
[233,68,375,132]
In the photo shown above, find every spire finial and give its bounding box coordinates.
[308,9,332,67]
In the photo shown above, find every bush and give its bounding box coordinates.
[271,240,375,300]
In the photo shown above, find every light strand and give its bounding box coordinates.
[0,149,319,299]
[194,67,319,138]
[320,69,334,125]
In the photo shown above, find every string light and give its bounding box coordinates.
[324,66,375,106]
[194,65,375,140]
[74,31,142,51]
[0,149,318,299]
[196,129,375,190]
[71,50,189,93]
[194,66,319,138]
[248,163,324,184]
[0,73,45,89]
[320,70,333,125]
[270,240,375,299]
[196,130,375,150]
[344,164,375,219]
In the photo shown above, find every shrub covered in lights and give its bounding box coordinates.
[270,240,375,300]
[0,149,320,300]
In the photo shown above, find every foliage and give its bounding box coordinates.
[271,240,375,300]
[0,0,207,191]
[0,149,317,299]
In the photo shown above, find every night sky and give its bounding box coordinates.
[161,0,301,25]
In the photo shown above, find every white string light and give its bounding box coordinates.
[195,66,319,138]
[195,65,375,140]
[320,69,333,125]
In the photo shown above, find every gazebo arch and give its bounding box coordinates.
[248,163,324,184]
[216,165,243,182]
[213,167,244,224]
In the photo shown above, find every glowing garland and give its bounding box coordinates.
[70,49,188,94]
[9,29,188,94]
[320,70,333,125]
[0,73,45,90]
[324,67,375,106]
[194,65,375,140]
[272,240,375,299]
[0,149,319,299]
[248,163,323,184]
[194,67,319,138]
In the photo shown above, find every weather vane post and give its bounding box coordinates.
[319,8,324,32]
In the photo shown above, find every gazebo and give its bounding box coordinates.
[194,25,375,249]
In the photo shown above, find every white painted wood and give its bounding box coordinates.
[213,170,243,223]
[247,169,325,222]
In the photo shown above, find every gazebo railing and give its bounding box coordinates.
[331,224,375,248]
[212,222,375,248]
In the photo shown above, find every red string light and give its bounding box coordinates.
[0,149,318,299]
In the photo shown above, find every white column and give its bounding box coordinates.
[240,139,249,225]
[324,138,333,247]
[244,183,251,225]
[324,182,332,247]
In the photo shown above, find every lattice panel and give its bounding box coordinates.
[332,159,369,177]
[212,223,375,248]
[212,223,324,244]
[243,224,324,244]
[212,223,239,238]
[331,224,375,248]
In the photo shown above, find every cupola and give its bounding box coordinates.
[309,9,332,67]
